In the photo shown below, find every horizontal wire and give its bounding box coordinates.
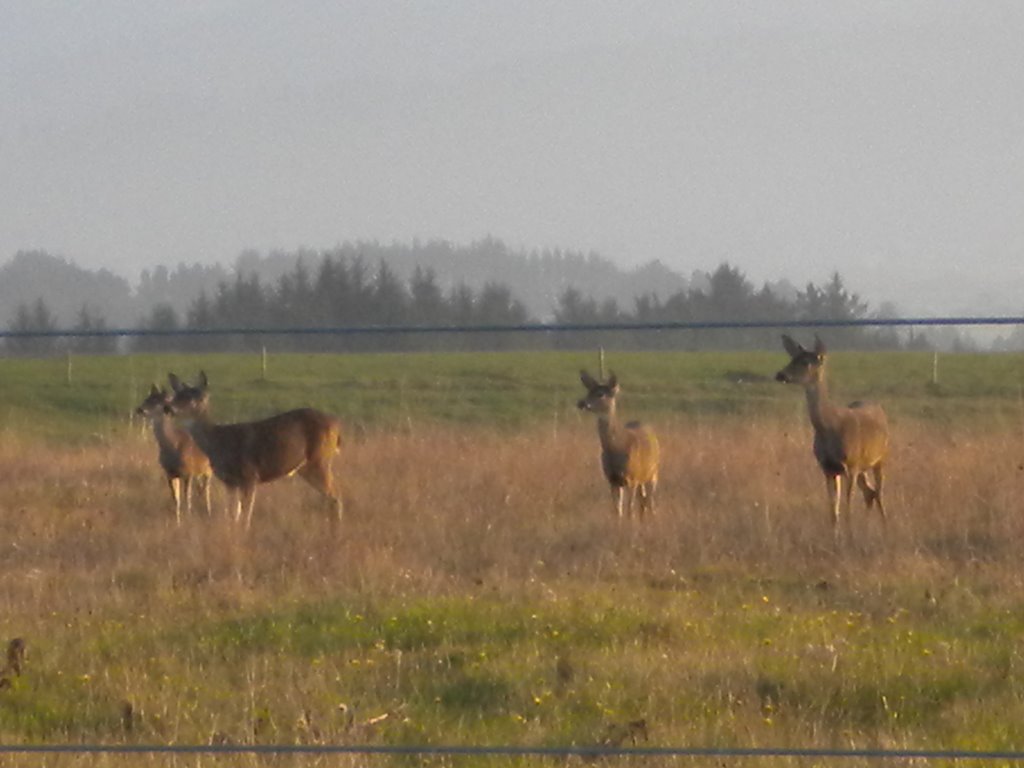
[1,315,1023,339]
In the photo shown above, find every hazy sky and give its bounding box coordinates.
[2,2,1022,314]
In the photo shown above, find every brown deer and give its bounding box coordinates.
[775,335,889,542]
[135,384,212,524]
[577,370,660,518]
[165,372,343,529]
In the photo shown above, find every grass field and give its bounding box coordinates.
[0,348,1023,766]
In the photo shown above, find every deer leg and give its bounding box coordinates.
[871,464,886,522]
[168,476,182,526]
[200,475,212,517]
[232,487,245,523]
[611,486,624,518]
[856,472,876,508]
[826,474,841,543]
[637,482,654,519]
[842,471,855,542]
[241,484,257,530]
[298,463,343,522]
[854,466,886,527]
[182,476,193,518]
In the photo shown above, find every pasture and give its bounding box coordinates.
[0,348,1023,766]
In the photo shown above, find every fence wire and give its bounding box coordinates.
[0,314,1023,339]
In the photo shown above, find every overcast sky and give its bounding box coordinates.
[2,2,1022,314]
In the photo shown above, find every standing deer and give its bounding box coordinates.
[165,372,343,529]
[775,335,889,542]
[135,384,212,524]
[577,370,660,519]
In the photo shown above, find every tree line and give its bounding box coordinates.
[5,248,937,355]
[552,263,906,351]
[5,256,533,355]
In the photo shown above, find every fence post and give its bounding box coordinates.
[932,351,939,385]
[261,345,268,381]
[65,351,73,386]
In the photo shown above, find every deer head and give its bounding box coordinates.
[166,371,211,419]
[775,335,827,386]
[135,384,172,418]
[577,370,619,416]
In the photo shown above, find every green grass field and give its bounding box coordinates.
[4,348,1024,439]
[0,348,1023,766]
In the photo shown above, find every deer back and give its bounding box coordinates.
[599,419,660,488]
[815,401,889,474]
[204,408,341,486]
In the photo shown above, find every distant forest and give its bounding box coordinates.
[1,241,1017,354]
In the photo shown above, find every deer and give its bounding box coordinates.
[775,335,889,543]
[135,384,212,524]
[165,372,343,530]
[577,370,660,519]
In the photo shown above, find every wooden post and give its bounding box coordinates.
[261,345,268,381]
[65,351,73,386]
[932,351,939,386]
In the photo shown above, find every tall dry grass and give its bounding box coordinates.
[4,409,1019,602]
[0,412,1022,764]
[2,412,1023,640]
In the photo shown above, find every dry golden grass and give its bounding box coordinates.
[0,411,1023,765]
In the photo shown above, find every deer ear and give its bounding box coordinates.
[580,369,599,390]
[168,373,184,392]
[198,370,209,389]
[149,383,161,396]
[813,335,827,356]
[606,372,619,392]
[781,335,803,357]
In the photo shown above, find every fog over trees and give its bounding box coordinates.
[0,242,1013,355]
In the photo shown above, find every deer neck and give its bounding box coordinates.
[596,407,624,449]
[151,414,183,449]
[803,374,841,433]
[178,411,219,456]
